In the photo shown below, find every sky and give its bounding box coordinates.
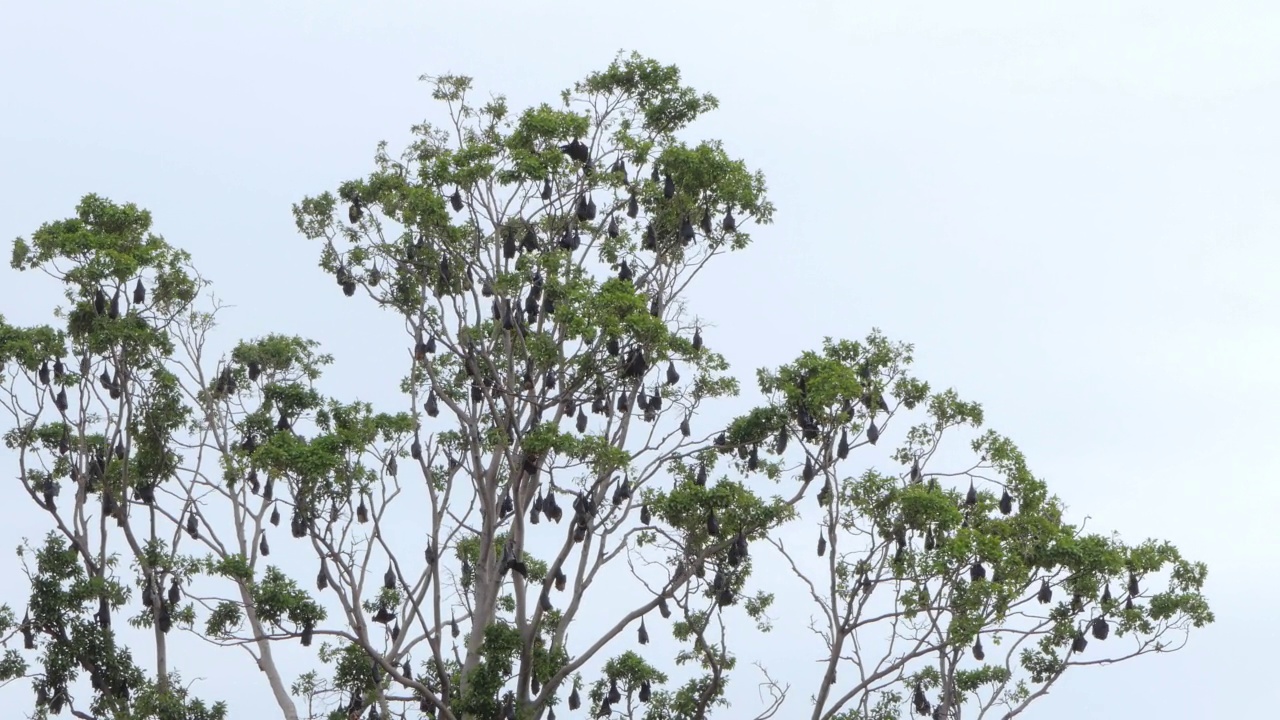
[1,0,1277,717]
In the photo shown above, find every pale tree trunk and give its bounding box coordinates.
[240,586,302,720]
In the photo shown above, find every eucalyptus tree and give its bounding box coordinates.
[0,52,1211,720]
[746,339,1213,720]
[1,195,233,720]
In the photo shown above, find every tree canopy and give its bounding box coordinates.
[0,51,1212,720]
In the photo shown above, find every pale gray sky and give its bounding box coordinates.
[2,1,1276,718]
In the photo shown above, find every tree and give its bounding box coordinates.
[0,52,1212,720]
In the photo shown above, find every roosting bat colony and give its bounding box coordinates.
[0,53,1211,720]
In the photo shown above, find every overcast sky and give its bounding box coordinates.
[1,1,1276,718]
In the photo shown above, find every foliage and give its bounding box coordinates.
[0,51,1210,720]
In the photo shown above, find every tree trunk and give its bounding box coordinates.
[241,586,301,720]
